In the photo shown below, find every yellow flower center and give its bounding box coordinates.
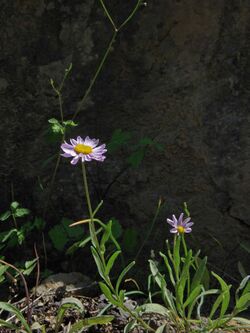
[74,144,93,154]
[177,226,185,234]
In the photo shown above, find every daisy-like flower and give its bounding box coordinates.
[61,136,107,165]
[167,213,194,235]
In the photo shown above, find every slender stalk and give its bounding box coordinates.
[98,0,118,31]
[58,93,64,122]
[117,0,143,31]
[134,198,162,262]
[72,31,117,121]
[81,162,99,250]
[181,234,188,257]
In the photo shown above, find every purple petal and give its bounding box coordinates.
[84,136,99,148]
[170,228,178,233]
[185,228,192,233]
[92,144,106,153]
[167,219,176,227]
[172,215,178,224]
[185,222,194,228]
[61,147,76,156]
[95,155,106,161]
[70,155,80,165]
[70,139,77,145]
[183,217,191,224]
[61,153,72,158]
[61,142,74,149]
[178,213,184,224]
[77,136,84,144]
[84,155,92,162]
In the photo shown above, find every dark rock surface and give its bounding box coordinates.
[1,0,250,278]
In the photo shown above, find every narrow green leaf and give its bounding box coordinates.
[66,228,102,255]
[211,272,231,318]
[149,259,164,289]
[91,246,106,281]
[55,297,84,333]
[0,320,20,331]
[160,252,175,286]
[63,120,78,127]
[238,261,247,278]
[183,284,202,309]
[124,320,137,333]
[191,256,207,292]
[105,250,121,275]
[139,303,169,316]
[235,292,250,311]
[188,289,219,319]
[119,289,125,303]
[99,282,120,306]
[176,250,192,308]
[115,261,135,294]
[100,220,112,251]
[236,275,250,299]
[22,258,37,276]
[0,210,11,221]
[69,315,114,333]
[0,302,31,333]
[162,284,176,312]
[2,229,17,243]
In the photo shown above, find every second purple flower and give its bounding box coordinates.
[167,213,194,235]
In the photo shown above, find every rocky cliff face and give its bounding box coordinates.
[1,0,250,277]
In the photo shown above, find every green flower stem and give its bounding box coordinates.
[81,162,99,251]
[181,234,190,303]
[134,198,162,262]
[181,234,188,257]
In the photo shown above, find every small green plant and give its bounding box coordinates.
[148,213,250,332]
[60,135,250,332]
[61,135,155,331]
[0,202,45,251]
